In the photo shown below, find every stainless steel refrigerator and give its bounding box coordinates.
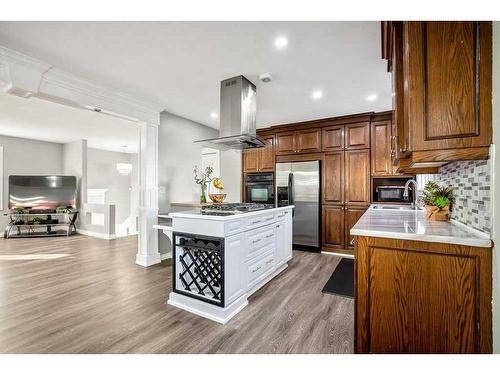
[275,160,320,250]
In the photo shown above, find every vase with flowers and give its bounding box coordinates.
[419,181,455,221]
[193,165,215,204]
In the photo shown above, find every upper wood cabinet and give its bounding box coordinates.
[345,149,370,206]
[242,135,275,173]
[345,122,370,150]
[322,122,370,152]
[371,119,394,176]
[322,125,344,152]
[259,136,275,172]
[276,129,321,155]
[383,21,492,171]
[322,151,344,204]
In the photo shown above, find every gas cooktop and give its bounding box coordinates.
[200,203,274,216]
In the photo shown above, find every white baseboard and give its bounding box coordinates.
[135,252,161,267]
[77,229,117,240]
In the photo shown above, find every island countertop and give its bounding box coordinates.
[350,207,492,248]
[169,205,294,221]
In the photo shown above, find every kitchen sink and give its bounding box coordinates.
[371,205,423,211]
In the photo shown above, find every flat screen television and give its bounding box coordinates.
[9,175,77,211]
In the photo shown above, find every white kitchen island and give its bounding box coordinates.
[167,206,293,324]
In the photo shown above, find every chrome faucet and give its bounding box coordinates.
[403,179,418,209]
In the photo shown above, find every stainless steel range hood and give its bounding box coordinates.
[195,75,264,149]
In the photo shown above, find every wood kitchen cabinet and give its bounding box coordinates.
[371,117,401,176]
[242,135,275,173]
[345,206,367,249]
[322,121,370,152]
[276,129,321,155]
[355,235,492,353]
[322,151,344,204]
[322,205,345,250]
[383,21,492,171]
[344,149,370,206]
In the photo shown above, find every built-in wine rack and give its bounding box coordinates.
[172,232,225,307]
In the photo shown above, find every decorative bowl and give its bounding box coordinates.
[209,193,227,203]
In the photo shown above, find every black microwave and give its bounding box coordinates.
[375,186,412,203]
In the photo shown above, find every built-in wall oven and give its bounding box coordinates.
[245,173,275,204]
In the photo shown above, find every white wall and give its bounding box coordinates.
[87,147,138,237]
[219,149,242,202]
[492,21,500,354]
[63,139,87,211]
[0,134,64,228]
[158,111,218,213]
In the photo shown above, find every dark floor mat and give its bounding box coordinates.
[321,258,354,298]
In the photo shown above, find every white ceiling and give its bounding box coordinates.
[0,92,139,152]
[0,21,391,130]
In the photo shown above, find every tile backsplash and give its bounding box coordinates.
[418,159,492,234]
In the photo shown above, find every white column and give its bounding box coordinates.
[136,122,161,267]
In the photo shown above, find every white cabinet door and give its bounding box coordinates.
[284,210,293,261]
[225,233,245,306]
[275,220,286,267]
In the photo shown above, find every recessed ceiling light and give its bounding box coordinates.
[274,36,288,50]
[311,90,323,100]
[210,112,218,119]
[366,94,378,102]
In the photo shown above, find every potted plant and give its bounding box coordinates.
[419,181,455,221]
[32,217,44,225]
[193,165,214,204]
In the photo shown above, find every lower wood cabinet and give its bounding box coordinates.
[322,205,345,250]
[322,205,368,255]
[355,236,492,353]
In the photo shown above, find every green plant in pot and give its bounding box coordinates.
[419,181,455,221]
[32,217,45,225]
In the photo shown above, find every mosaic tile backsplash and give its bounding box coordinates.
[430,159,492,234]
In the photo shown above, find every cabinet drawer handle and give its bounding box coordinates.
[265,234,274,238]
[266,259,274,264]
[252,266,262,273]
[350,239,355,246]
[251,220,262,225]
[277,214,285,218]
[252,238,262,244]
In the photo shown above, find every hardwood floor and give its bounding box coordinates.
[0,234,354,353]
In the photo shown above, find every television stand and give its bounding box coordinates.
[3,211,78,239]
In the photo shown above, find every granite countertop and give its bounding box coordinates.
[350,207,492,248]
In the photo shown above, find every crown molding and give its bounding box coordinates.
[0,45,163,125]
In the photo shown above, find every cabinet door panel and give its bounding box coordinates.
[345,122,370,150]
[322,152,344,204]
[345,149,370,205]
[371,120,392,176]
[322,125,344,152]
[345,206,368,249]
[322,205,344,249]
[259,135,275,171]
[276,132,296,155]
[368,247,476,353]
[296,129,321,153]
[243,149,259,173]
[406,21,492,151]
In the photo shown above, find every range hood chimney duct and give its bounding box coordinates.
[195,75,264,149]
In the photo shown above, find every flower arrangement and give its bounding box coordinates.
[419,181,455,221]
[193,165,214,203]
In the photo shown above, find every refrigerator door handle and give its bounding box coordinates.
[288,172,294,216]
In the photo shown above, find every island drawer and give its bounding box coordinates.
[246,249,275,290]
[245,212,276,230]
[246,225,276,260]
